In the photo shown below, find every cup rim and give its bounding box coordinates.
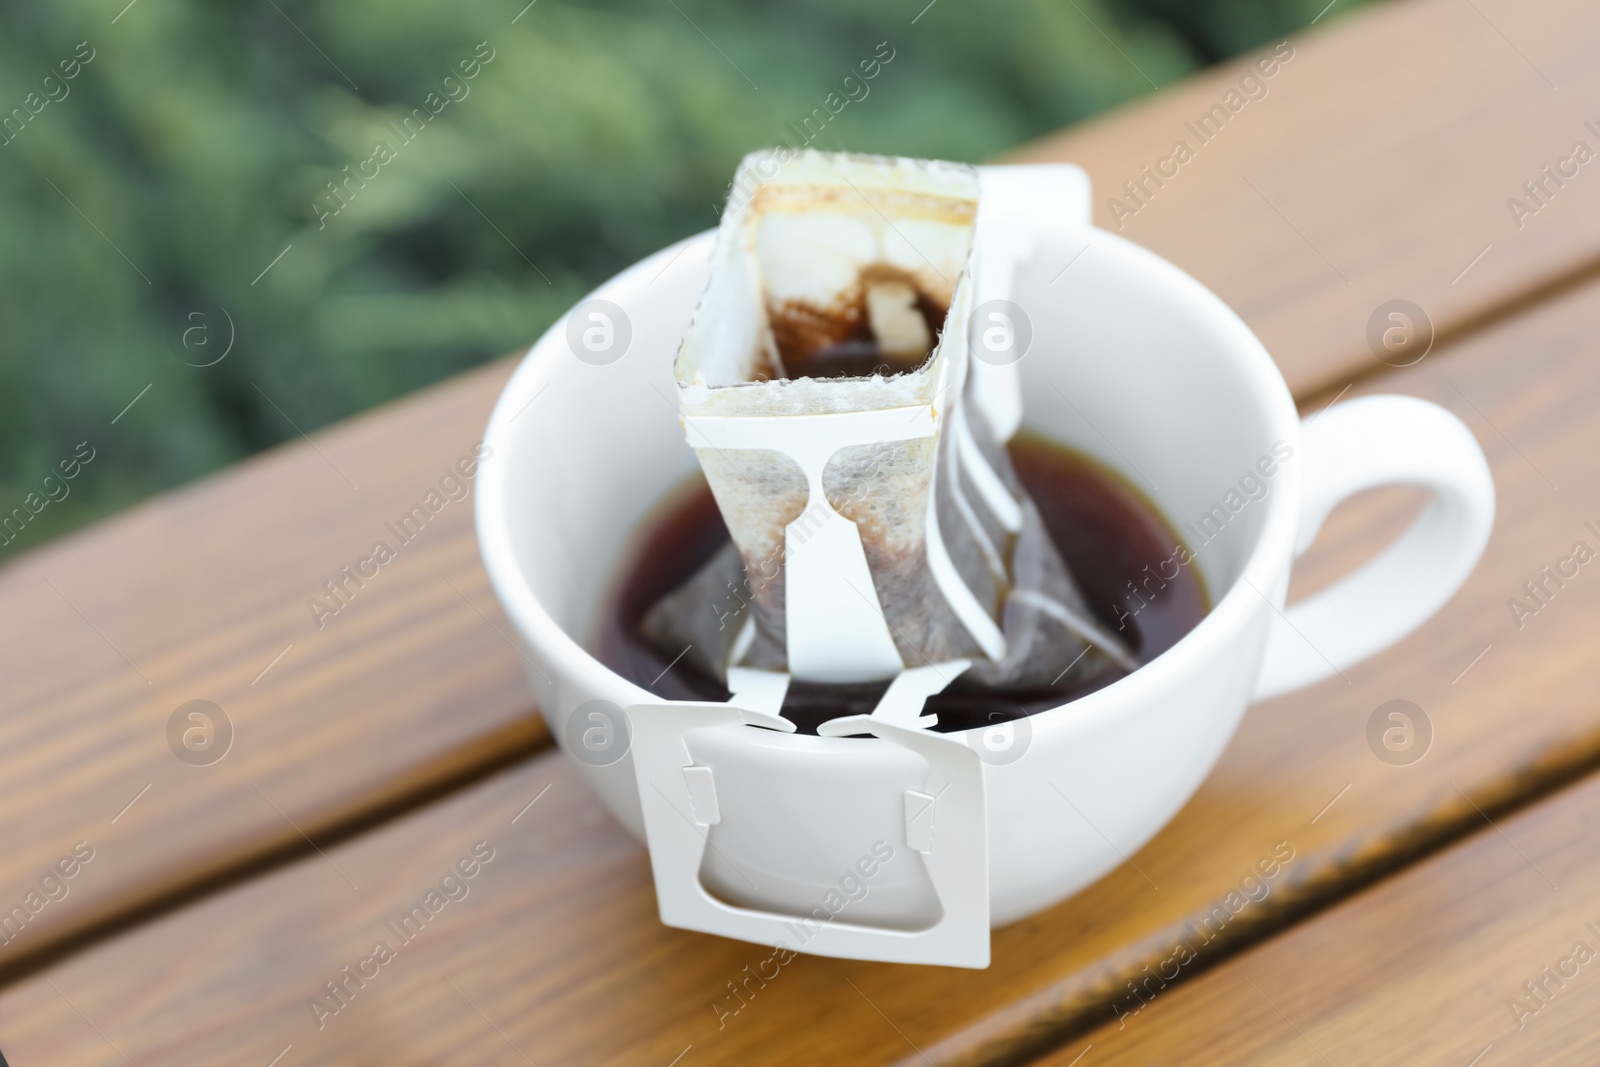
[476,228,1304,738]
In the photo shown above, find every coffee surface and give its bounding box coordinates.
[594,434,1208,733]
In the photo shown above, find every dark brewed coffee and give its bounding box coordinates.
[594,433,1208,734]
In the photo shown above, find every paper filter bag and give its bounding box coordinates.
[645,149,1133,693]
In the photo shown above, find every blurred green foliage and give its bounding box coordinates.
[0,0,1360,554]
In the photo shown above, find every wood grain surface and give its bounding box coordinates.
[4,271,1600,1065]
[3,0,1598,987]
[1036,771,1600,1066]
[0,360,544,982]
[1010,0,1600,400]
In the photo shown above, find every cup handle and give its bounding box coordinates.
[1253,395,1495,702]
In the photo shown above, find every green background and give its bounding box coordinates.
[0,0,1360,554]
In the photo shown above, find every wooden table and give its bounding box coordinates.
[4,0,1599,1063]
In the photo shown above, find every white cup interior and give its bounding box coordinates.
[482,226,1295,709]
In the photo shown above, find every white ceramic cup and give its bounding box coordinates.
[477,223,1494,965]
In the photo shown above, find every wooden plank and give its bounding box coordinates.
[1033,772,1600,1066]
[5,272,1600,1065]
[1010,0,1600,400]
[0,359,543,981]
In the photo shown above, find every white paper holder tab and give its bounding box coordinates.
[624,698,992,968]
